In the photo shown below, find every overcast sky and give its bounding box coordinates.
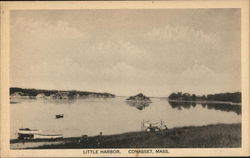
[10,9,241,97]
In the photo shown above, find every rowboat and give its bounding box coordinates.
[18,128,40,134]
[33,133,63,139]
[56,114,64,119]
[17,128,63,140]
[17,128,41,139]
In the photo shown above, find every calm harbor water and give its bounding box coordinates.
[10,97,241,139]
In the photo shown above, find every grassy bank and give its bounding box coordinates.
[11,123,241,149]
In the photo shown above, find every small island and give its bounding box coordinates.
[126,93,151,102]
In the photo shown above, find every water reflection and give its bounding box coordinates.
[205,103,241,115]
[10,101,20,104]
[168,101,241,115]
[41,98,76,105]
[168,101,196,110]
[126,101,151,110]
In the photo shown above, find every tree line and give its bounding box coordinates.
[10,87,115,98]
[168,92,241,103]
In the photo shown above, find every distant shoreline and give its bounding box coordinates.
[10,123,241,149]
[10,87,115,99]
[168,92,241,104]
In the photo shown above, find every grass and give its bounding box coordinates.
[18,123,241,149]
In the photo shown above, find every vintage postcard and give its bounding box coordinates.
[1,0,249,157]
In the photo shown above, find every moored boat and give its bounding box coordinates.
[56,114,64,119]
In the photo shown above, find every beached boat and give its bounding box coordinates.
[18,128,40,134]
[17,128,41,139]
[17,128,63,140]
[33,133,63,139]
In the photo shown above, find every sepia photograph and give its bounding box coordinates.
[1,1,249,157]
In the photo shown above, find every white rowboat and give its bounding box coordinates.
[33,133,63,139]
[17,128,63,140]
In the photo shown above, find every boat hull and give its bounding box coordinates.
[18,130,40,135]
[33,134,63,139]
[17,128,63,140]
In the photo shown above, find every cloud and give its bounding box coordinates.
[175,63,239,94]
[74,40,151,72]
[10,10,240,96]
[146,25,220,46]
[10,16,88,68]
[12,17,84,40]
[180,63,218,81]
[140,24,225,74]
